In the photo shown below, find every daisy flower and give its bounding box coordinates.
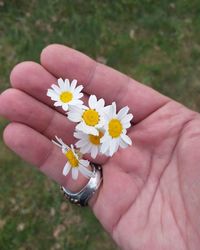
[47,78,84,111]
[67,95,106,136]
[100,102,133,157]
[74,130,104,159]
[52,136,93,180]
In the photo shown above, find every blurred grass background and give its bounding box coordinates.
[0,0,200,249]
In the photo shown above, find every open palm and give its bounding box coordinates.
[1,44,200,250]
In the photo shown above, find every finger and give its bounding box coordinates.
[10,61,57,108]
[0,88,75,144]
[9,61,88,115]
[0,89,107,164]
[3,122,92,192]
[41,44,170,123]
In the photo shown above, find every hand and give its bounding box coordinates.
[1,44,200,250]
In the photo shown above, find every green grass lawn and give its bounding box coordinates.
[0,0,200,249]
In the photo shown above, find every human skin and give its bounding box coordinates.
[0,44,200,250]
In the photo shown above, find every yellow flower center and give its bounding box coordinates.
[65,150,79,168]
[60,91,73,103]
[108,119,123,138]
[89,131,103,145]
[82,109,99,126]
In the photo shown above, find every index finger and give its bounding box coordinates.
[41,44,170,123]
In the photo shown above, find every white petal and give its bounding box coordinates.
[104,105,111,115]
[107,102,116,119]
[62,148,68,154]
[88,95,97,109]
[73,92,83,99]
[115,138,120,152]
[62,162,71,176]
[107,105,113,119]
[121,134,132,145]
[71,144,78,155]
[51,84,61,94]
[54,101,62,107]
[123,122,132,129]
[70,145,78,160]
[104,140,111,156]
[79,165,92,178]
[55,136,68,149]
[75,139,89,148]
[119,138,129,149]
[62,81,69,91]
[122,128,127,134]
[109,139,117,156]
[72,168,79,180]
[112,102,117,115]
[69,99,84,105]
[76,122,86,132]
[71,79,77,90]
[78,93,84,98]
[117,106,129,120]
[86,126,99,136]
[100,134,107,143]
[58,78,64,89]
[74,85,83,94]
[68,110,82,122]
[121,114,133,124]
[68,105,84,114]
[69,104,85,112]
[79,159,90,167]
[79,143,92,154]
[51,95,59,102]
[47,89,58,100]
[74,131,84,139]
[64,79,70,89]
[96,117,105,129]
[81,105,89,110]
[101,139,110,154]
[52,139,62,148]
[77,123,99,136]
[91,146,98,159]
[53,102,62,107]
[62,103,69,111]
[104,150,111,157]
[96,98,105,110]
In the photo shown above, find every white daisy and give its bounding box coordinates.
[67,95,106,136]
[100,102,133,157]
[52,136,93,180]
[47,78,84,111]
[74,130,104,159]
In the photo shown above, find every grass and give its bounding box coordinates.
[0,0,200,249]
